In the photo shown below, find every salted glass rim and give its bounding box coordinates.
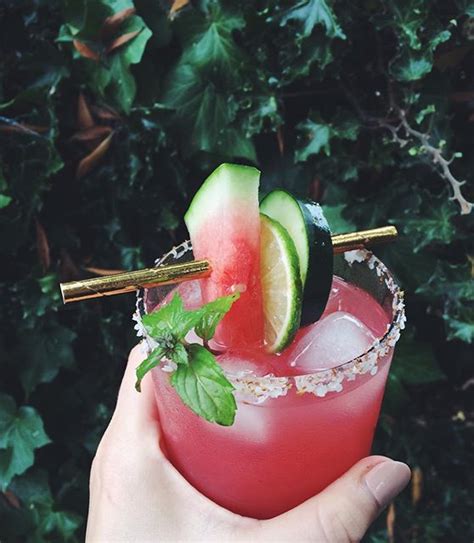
[133,240,406,402]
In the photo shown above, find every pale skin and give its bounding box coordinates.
[87,345,411,543]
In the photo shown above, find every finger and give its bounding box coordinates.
[266,456,410,542]
[109,343,161,441]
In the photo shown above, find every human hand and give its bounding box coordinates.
[86,345,411,543]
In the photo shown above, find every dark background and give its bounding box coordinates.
[0,1,473,541]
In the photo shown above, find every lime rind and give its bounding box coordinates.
[260,213,302,353]
[260,189,333,325]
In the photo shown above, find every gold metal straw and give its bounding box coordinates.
[332,225,397,254]
[60,225,397,304]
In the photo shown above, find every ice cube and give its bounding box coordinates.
[225,402,271,443]
[289,311,376,373]
[213,351,276,443]
[217,349,278,378]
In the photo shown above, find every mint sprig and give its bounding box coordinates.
[135,291,239,426]
[171,344,236,426]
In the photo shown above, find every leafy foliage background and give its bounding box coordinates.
[1,0,473,541]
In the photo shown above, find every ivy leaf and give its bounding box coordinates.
[8,469,82,540]
[88,24,152,113]
[16,322,77,396]
[322,204,355,234]
[390,29,451,82]
[171,344,236,426]
[178,6,245,75]
[392,329,446,385]
[0,395,50,490]
[417,262,473,301]
[295,114,359,161]
[0,41,68,111]
[163,64,256,160]
[280,0,346,39]
[397,197,457,251]
[0,194,12,209]
[391,53,434,82]
[195,292,240,341]
[445,310,474,343]
[295,120,331,159]
[378,0,425,50]
[383,372,411,414]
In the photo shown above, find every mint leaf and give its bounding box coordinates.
[135,346,168,391]
[0,395,50,490]
[142,293,201,340]
[171,344,236,426]
[136,292,238,400]
[170,342,189,365]
[195,292,240,342]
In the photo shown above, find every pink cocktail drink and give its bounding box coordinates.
[138,245,405,519]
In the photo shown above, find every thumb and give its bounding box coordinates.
[266,456,411,543]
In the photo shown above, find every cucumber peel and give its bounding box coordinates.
[260,189,333,325]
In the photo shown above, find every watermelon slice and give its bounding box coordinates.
[184,163,264,348]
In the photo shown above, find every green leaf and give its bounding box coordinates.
[0,42,68,111]
[383,372,411,414]
[321,204,355,234]
[195,292,240,341]
[280,0,346,39]
[417,262,474,301]
[397,198,457,252]
[170,342,189,365]
[384,0,425,50]
[163,63,256,160]
[178,6,246,75]
[0,395,50,490]
[391,52,433,81]
[0,194,12,209]
[392,330,446,385]
[295,114,359,161]
[445,313,474,343]
[93,24,152,113]
[415,104,435,124]
[295,120,331,160]
[67,3,152,113]
[10,469,82,540]
[390,26,451,82]
[135,346,168,392]
[142,293,202,340]
[17,322,77,396]
[171,344,236,426]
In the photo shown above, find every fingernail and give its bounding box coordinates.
[364,460,411,509]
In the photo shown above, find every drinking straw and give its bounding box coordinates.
[60,226,397,304]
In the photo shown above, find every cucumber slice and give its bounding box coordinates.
[260,213,302,353]
[260,190,333,325]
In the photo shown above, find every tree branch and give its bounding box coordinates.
[391,109,473,215]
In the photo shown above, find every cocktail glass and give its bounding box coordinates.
[133,240,405,520]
